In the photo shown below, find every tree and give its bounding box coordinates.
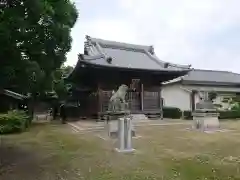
[51,65,73,100]
[0,0,78,95]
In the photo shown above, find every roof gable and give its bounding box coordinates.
[82,35,191,71]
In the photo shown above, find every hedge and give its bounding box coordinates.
[163,107,182,119]
[218,110,240,119]
[183,110,240,120]
[0,110,30,134]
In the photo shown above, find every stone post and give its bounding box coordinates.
[126,117,133,150]
[115,116,135,153]
[117,117,125,151]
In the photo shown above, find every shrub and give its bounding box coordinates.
[0,110,30,134]
[218,110,240,120]
[163,107,182,119]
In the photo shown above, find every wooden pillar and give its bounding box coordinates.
[191,90,196,111]
[140,83,144,111]
[159,85,163,120]
[97,84,102,121]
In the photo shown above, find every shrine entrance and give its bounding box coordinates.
[126,79,141,112]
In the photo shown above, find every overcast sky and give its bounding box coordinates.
[66,0,240,72]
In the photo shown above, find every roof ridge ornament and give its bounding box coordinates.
[85,35,91,41]
[106,57,112,64]
[149,46,155,55]
[168,63,192,69]
[84,35,114,64]
[164,63,169,68]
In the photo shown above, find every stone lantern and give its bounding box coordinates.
[192,91,220,131]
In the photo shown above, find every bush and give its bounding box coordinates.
[0,110,30,134]
[218,110,240,120]
[163,107,182,119]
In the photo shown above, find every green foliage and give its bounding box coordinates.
[0,0,78,94]
[52,65,73,100]
[163,107,182,119]
[228,95,240,110]
[218,110,240,120]
[0,110,30,134]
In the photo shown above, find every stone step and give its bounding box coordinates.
[130,114,149,121]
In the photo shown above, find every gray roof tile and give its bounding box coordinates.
[83,35,191,71]
[183,69,240,84]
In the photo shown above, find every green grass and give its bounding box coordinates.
[1,121,240,180]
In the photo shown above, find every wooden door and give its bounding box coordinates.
[126,91,141,112]
[143,91,160,110]
[100,90,112,112]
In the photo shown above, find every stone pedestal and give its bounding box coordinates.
[107,120,135,138]
[115,117,135,153]
[192,111,220,131]
[105,110,135,138]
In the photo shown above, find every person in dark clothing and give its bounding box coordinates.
[60,103,66,124]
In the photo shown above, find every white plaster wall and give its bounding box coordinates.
[162,84,191,111]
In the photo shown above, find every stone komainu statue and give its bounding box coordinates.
[108,84,129,112]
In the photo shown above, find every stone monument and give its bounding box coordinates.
[106,84,135,153]
[192,91,220,131]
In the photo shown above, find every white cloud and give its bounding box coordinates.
[67,0,240,72]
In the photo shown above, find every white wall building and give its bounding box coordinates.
[162,69,240,111]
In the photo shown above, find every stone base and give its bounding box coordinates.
[192,112,220,131]
[115,148,135,153]
[107,120,136,138]
[185,127,232,134]
[130,114,149,121]
[109,130,136,138]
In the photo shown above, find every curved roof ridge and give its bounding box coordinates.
[144,50,166,67]
[167,62,192,69]
[86,35,152,52]
[83,35,192,71]
[192,68,232,73]
[146,51,191,69]
[81,54,105,61]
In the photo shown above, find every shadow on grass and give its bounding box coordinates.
[0,141,44,180]
[0,121,67,180]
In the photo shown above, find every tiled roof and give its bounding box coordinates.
[82,35,191,71]
[163,69,240,85]
[183,69,240,84]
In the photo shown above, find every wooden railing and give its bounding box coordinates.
[100,90,160,112]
